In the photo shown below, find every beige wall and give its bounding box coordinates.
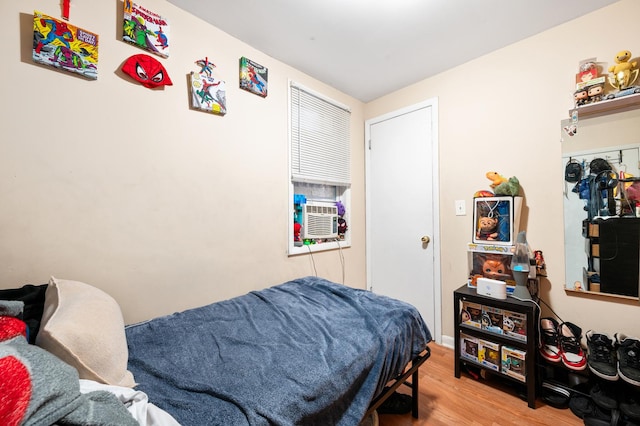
[2,0,638,341]
[366,0,639,341]
[0,0,366,324]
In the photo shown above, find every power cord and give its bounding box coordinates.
[307,244,318,277]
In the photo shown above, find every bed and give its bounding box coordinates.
[125,276,432,425]
[0,276,431,425]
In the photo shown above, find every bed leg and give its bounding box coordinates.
[411,362,419,418]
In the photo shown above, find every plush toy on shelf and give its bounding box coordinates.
[607,50,639,90]
[494,176,520,196]
[476,216,499,241]
[485,172,520,196]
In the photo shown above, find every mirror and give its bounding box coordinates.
[561,106,640,299]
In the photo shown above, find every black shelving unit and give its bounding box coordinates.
[454,284,539,408]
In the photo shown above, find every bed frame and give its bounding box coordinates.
[365,346,432,418]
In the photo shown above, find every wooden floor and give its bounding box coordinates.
[377,343,582,426]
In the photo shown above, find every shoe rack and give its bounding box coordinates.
[454,284,539,408]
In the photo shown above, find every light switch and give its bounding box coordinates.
[455,200,466,216]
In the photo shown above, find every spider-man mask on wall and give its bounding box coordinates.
[121,54,172,88]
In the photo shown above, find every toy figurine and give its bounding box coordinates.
[337,217,347,239]
[608,50,638,90]
[476,216,499,241]
[574,87,589,106]
[534,250,547,277]
[587,82,604,103]
[293,223,302,245]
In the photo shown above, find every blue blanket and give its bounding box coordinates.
[126,276,431,425]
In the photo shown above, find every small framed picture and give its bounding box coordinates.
[472,196,522,246]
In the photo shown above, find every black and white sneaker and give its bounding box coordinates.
[586,331,619,381]
[616,334,640,387]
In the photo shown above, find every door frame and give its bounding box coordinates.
[364,97,442,344]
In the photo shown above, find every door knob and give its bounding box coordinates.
[421,236,430,243]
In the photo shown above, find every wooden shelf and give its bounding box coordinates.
[569,92,640,119]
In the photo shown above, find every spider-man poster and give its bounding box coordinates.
[123,2,170,58]
[32,11,99,80]
[190,71,227,116]
[239,57,268,97]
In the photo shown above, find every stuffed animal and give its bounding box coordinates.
[473,190,495,198]
[494,176,520,196]
[608,50,638,89]
[476,216,499,240]
[486,172,508,189]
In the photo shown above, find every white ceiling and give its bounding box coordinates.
[168,0,619,102]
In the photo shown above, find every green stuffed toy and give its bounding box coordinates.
[494,176,520,196]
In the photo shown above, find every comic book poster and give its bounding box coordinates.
[32,11,99,80]
[239,57,268,97]
[190,72,227,116]
[123,2,170,58]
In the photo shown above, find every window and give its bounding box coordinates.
[288,81,351,255]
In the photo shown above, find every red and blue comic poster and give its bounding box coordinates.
[239,57,268,97]
[123,2,170,58]
[189,58,227,116]
[32,11,99,80]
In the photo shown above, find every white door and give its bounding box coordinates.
[365,99,441,343]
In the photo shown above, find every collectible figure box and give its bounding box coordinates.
[460,300,483,328]
[503,310,527,342]
[473,196,522,246]
[502,346,526,382]
[478,339,501,372]
[460,333,479,363]
[481,305,504,335]
[467,243,515,292]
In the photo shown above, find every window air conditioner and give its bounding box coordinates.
[302,201,339,239]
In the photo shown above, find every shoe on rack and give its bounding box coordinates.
[590,381,620,410]
[539,317,561,363]
[620,387,640,422]
[586,330,619,381]
[616,334,640,387]
[558,322,587,371]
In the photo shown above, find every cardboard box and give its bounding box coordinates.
[502,346,526,382]
[467,243,515,292]
[460,333,479,363]
[478,339,501,372]
[481,305,504,335]
[472,196,523,246]
[461,300,483,328]
[503,310,527,342]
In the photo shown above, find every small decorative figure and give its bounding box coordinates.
[587,82,604,103]
[476,216,499,241]
[486,171,508,189]
[534,250,547,277]
[574,87,589,106]
[494,176,520,196]
[608,50,639,90]
[293,223,302,242]
[337,218,348,239]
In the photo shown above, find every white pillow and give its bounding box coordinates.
[35,277,135,387]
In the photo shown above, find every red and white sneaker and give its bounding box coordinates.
[539,317,562,363]
[558,322,587,371]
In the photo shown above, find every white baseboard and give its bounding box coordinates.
[441,334,454,349]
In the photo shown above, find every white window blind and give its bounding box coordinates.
[290,82,351,186]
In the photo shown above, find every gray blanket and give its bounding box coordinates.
[126,276,432,425]
[0,300,137,426]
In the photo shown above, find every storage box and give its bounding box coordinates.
[478,339,501,372]
[460,300,483,328]
[502,346,526,382]
[481,305,504,335]
[472,196,523,246]
[467,243,516,292]
[460,333,479,363]
[503,310,527,342]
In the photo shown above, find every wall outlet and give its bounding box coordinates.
[455,200,466,216]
